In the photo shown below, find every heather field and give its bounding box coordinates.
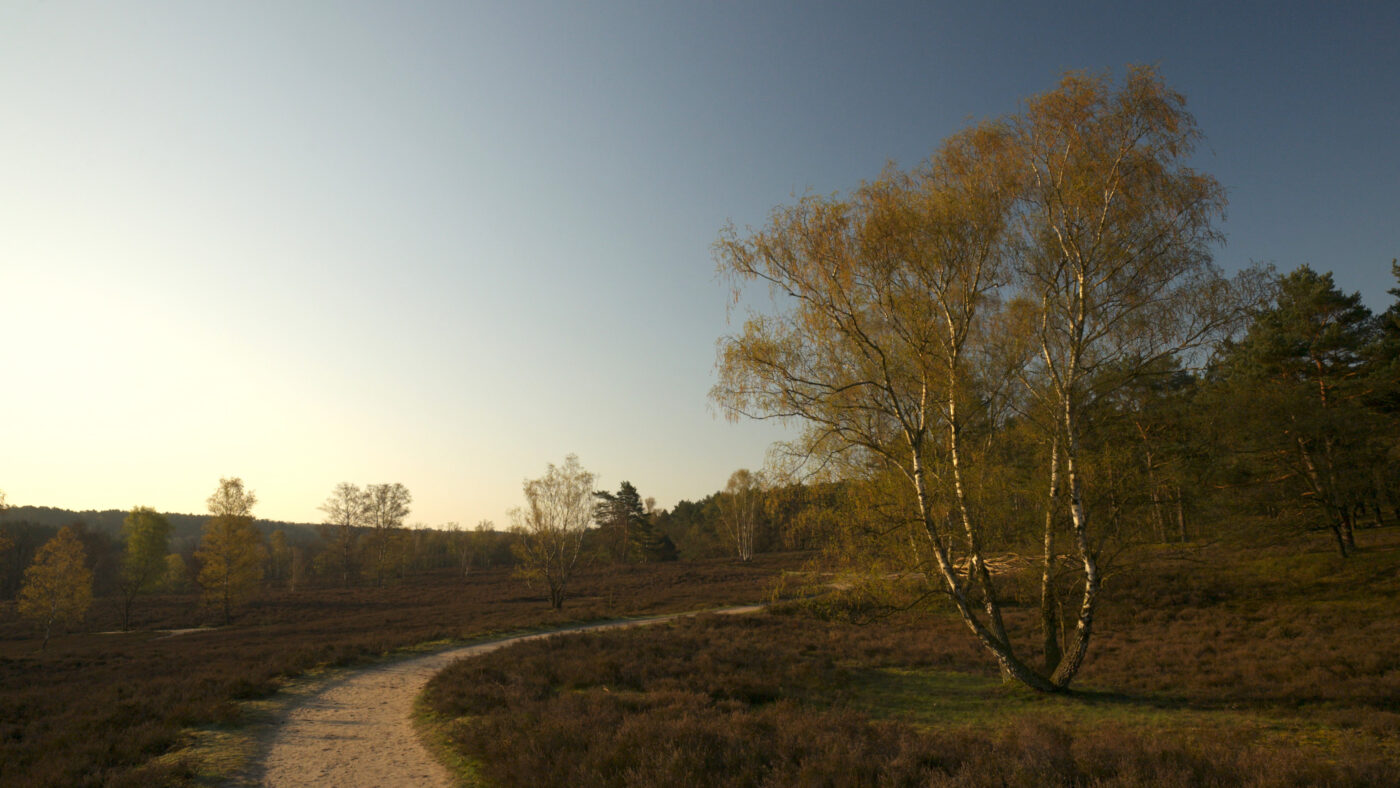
[0,556,795,787]
[423,532,1400,787]
[4,533,1399,787]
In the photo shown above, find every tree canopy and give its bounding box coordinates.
[511,455,594,609]
[714,66,1253,691]
[117,506,173,629]
[18,526,93,651]
[196,477,266,622]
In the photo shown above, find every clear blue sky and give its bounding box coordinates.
[2,1,1396,526]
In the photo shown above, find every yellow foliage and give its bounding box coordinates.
[18,526,93,648]
[196,515,266,621]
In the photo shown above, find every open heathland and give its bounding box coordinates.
[423,531,1400,787]
[0,555,796,787]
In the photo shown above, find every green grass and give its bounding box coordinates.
[413,696,490,788]
[844,665,1398,760]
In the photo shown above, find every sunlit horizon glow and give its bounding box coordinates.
[2,2,1396,528]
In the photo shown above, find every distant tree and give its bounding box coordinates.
[445,519,494,578]
[196,477,266,622]
[362,483,412,584]
[18,526,93,651]
[318,482,368,587]
[443,521,468,576]
[207,476,258,520]
[718,470,763,561]
[116,506,173,630]
[594,481,666,562]
[511,455,593,609]
[0,490,12,561]
[654,495,728,559]
[268,530,292,588]
[163,553,191,593]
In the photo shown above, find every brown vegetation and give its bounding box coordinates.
[425,532,1400,786]
[0,555,793,787]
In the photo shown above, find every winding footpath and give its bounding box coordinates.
[255,607,761,787]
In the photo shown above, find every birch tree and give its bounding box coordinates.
[18,526,93,651]
[363,483,412,584]
[511,455,593,609]
[318,482,367,587]
[196,477,265,622]
[714,117,1058,687]
[718,469,763,561]
[117,506,173,630]
[715,67,1248,691]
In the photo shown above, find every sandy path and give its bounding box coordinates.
[256,607,761,787]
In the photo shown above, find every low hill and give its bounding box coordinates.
[4,505,321,545]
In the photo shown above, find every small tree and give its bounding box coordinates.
[163,553,191,593]
[511,455,594,609]
[196,477,266,622]
[718,469,763,561]
[117,506,173,630]
[362,483,412,584]
[318,482,367,587]
[268,530,293,587]
[18,526,93,651]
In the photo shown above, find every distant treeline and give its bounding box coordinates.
[7,505,320,545]
[0,476,837,604]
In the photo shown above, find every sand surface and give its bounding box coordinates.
[256,607,761,787]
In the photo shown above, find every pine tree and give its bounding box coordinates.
[1215,266,1380,554]
[594,481,665,562]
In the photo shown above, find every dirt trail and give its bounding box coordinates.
[255,606,761,787]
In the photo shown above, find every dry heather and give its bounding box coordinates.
[424,533,1400,787]
[0,556,794,787]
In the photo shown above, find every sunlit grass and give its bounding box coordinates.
[844,665,1400,761]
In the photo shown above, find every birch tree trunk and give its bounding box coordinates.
[1040,436,1063,673]
[1051,408,1101,689]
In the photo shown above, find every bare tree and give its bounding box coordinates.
[510,455,593,609]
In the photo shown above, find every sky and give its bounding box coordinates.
[1,1,1396,527]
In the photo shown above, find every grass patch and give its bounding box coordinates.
[413,695,490,788]
[846,665,1400,763]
